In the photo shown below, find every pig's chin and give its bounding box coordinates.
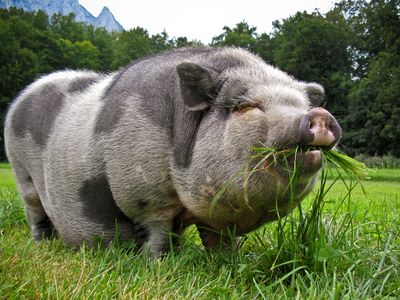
[294,149,323,174]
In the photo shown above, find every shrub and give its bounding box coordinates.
[353,154,400,169]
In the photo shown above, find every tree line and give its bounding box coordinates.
[0,0,399,160]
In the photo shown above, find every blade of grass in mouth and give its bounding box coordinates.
[251,146,368,180]
[208,146,368,216]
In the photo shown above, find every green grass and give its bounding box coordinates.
[0,163,15,189]
[1,163,399,299]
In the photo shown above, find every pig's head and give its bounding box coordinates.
[175,52,341,233]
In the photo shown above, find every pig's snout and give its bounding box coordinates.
[297,108,341,148]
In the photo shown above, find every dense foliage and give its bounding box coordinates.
[0,0,399,160]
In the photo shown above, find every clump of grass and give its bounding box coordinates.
[321,149,368,179]
[0,189,26,228]
[210,146,368,217]
[251,146,368,180]
[207,146,370,279]
[244,146,369,279]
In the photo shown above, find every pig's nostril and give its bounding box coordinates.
[298,108,342,148]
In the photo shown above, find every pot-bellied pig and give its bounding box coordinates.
[4,47,341,256]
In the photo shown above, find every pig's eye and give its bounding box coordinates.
[233,102,262,113]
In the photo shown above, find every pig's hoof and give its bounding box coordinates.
[197,226,240,250]
[141,230,178,258]
[31,218,56,241]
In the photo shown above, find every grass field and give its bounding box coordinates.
[0,163,399,299]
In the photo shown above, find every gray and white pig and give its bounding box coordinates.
[4,47,341,256]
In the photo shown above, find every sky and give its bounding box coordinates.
[79,0,337,44]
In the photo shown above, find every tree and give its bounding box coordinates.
[150,30,173,52]
[252,33,274,63]
[56,39,100,70]
[50,13,86,42]
[173,36,203,48]
[271,11,353,118]
[344,52,400,155]
[88,28,115,71]
[333,0,400,78]
[338,0,400,155]
[212,21,258,50]
[212,21,275,63]
[111,27,153,69]
[32,9,49,31]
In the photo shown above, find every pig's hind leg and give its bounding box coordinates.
[12,162,55,241]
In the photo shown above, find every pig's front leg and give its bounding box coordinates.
[196,223,240,250]
[142,221,175,258]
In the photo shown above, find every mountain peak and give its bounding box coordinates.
[96,6,123,31]
[99,6,111,15]
[0,0,124,32]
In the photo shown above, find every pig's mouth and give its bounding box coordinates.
[293,146,324,172]
[259,145,326,176]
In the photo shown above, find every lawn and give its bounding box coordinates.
[0,164,399,299]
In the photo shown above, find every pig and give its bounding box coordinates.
[4,47,341,256]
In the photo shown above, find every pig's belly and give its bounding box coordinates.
[178,176,318,234]
[206,203,294,234]
[178,198,296,235]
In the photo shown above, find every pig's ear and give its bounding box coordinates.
[305,83,325,106]
[177,63,218,111]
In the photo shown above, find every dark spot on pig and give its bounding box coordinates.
[79,174,148,242]
[11,83,64,147]
[99,47,216,127]
[68,77,99,93]
[102,68,129,100]
[94,95,124,134]
[95,69,140,134]
[137,82,175,128]
[96,48,219,135]
[96,67,175,135]
[101,50,184,100]
[80,174,128,224]
[137,199,148,209]
[172,109,203,168]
